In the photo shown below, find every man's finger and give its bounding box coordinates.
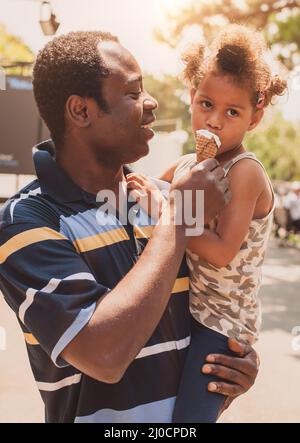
[205,353,257,378]
[208,381,243,397]
[203,363,250,389]
[193,158,219,172]
[224,189,232,205]
[219,176,229,191]
[213,166,226,180]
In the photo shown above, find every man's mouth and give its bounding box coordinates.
[141,116,156,130]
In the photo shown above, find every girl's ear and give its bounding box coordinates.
[190,88,197,104]
[248,109,264,132]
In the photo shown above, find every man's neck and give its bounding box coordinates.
[55,141,126,197]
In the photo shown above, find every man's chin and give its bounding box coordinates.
[128,143,150,164]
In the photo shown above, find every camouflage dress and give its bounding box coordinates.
[175,152,275,344]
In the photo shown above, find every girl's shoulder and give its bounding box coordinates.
[225,153,274,216]
[224,153,270,187]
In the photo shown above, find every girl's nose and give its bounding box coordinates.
[206,114,222,131]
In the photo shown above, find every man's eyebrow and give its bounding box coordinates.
[198,93,246,110]
[125,75,143,85]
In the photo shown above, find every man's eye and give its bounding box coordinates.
[201,100,212,109]
[227,109,239,117]
[130,91,142,99]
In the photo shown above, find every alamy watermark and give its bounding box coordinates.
[95,183,205,237]
[291,326,300,351]
[0,66,6,91]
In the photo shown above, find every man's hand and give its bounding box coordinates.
[202,338,259,415]
[171,158,231,225]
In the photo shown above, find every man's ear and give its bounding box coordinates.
[65,95,92,128]
[248,109,264,132]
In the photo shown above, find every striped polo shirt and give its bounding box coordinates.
[0,140,190,423]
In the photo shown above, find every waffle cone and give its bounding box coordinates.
[196,135,219,162]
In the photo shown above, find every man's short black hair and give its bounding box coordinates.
[33,31,119,146]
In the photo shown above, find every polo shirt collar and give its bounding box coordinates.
[33,139,133,205]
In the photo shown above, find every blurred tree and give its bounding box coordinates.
[270,11,300,69]
[0,24,34,75]
[144,73,195,152]
[155,0,300,68]
[245,112,300,180]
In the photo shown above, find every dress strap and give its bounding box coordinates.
[223,152,257,176]
[223,151,275,212]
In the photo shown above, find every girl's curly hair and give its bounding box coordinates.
[182,24,287,108]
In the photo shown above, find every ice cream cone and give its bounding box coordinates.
[195,130,221,162]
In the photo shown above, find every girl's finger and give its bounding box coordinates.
[126,180,144,190]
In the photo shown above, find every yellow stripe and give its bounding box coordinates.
[0,227,67,264]
[73,228,129,253]
[24,333,39,345]
[172,277,189,294]
[134,225,155,239]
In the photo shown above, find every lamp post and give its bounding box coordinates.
[39,1,60,36]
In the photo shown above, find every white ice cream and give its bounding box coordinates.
[196,129,221,148]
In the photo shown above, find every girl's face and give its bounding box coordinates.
[190,73,263,156]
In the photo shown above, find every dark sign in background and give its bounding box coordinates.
[0,76,49,175]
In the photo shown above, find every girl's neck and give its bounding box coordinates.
[216,143,246,167]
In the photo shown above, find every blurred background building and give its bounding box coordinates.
[0,0,300,423]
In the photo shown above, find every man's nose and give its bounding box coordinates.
[143,93,158,111]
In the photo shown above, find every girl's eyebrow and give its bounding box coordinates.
[198,93,246,110]
[198,93,212,101]
[226,103,246,110]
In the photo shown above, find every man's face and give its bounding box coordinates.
[87,41,158,165]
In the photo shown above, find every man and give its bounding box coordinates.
[284,181,300,233]
[0,31,258,423]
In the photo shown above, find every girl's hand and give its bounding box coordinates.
[126,173,166,220]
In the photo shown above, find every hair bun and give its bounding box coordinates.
[217,44,248,75]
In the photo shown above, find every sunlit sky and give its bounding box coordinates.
[0,0,299,120]
[1,0,192,75]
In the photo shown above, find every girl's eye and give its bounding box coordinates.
[227,108,239,117]
[201,100,212,109]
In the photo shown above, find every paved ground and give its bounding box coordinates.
[0,239,299,423]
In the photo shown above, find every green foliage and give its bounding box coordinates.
[270,11,300,69]
[144,73,194,152]
[156,0,300,68]
[0,24,34,75]
[245,113,300,181]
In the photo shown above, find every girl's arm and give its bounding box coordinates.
[188,159,270,268]
[159,154,196,182]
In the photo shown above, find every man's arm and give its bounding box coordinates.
[62,159,230,383]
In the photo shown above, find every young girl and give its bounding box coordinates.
[126,24,287,423]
